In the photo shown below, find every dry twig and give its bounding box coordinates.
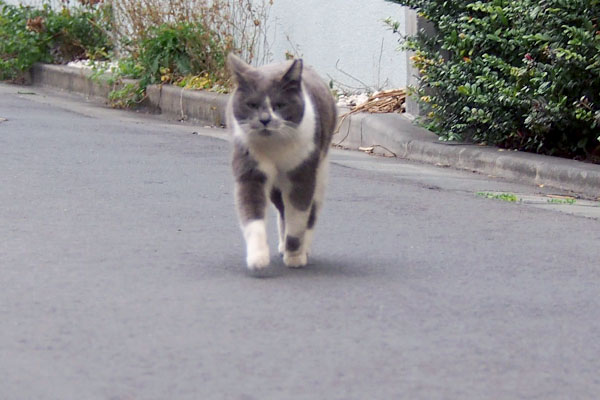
[348,88,407,114]
[335,88,407,135]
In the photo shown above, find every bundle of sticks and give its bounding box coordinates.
[346,88,406,115]
[335,89,406,137]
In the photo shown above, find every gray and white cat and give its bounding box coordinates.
[226,54,337,270]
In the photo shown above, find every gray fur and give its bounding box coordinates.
[229,57,305,133]
[307,203,317,229]
[270,187,285,236]
[287,150,319,211]
[231,142,267,223]
[227,53,337,268]
[285,236,301,252]
[269,187,284,217]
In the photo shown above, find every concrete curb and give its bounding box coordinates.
[335,113,600,199]
[30,63,600,199]
[30,63,227,126]
[31,63,138,101]
[146,84,227,127]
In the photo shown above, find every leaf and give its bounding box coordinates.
[530,6,541,20]
[486,34,501,42]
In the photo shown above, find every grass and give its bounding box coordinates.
[477,192,581,205]
[477,192,519,202]
[547,198,577,205]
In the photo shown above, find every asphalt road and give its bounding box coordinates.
[1,84,599,400]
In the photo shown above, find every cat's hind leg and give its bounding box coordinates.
[302,159,328,257]
[281,197,312,268]
[282,153,323,268]
[270,187,286,256]
[303,202,318,257]
[282,226,309,267]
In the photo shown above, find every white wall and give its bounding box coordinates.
[263,0,407,91]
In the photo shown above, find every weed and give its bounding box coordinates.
[547,198,576,205]
[107,81,144,108]
[477,192,519,202]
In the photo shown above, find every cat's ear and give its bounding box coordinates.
[281,59,303,90]
[227,53,253,88]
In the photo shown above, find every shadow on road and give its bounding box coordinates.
[238,255,376,280]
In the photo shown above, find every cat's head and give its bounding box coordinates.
[227,54,305,141]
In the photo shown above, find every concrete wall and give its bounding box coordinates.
[262,0,408,91]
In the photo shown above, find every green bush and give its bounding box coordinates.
[97,21,228,108]
[388,0,600,159]
[136,22,227,89]
[0,1,112,82]
[43,3,113,63]
[1,2,49,81]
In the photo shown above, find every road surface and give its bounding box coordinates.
[1,83,599,399]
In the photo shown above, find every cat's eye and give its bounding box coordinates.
[246,101,260,109]
[272,102,286,110]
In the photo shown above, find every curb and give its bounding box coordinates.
[30,63,226,126]
[31,63,138,101]
[335,113,600,199]
[30,63,600,199]
[146,84,227,127]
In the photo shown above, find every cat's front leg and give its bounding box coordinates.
[233,145,271,270]
[237,186,270,269]
[242,219,270,270]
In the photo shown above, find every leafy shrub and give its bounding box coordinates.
[387,0,600,159]
[0,2,50,81]
[0,0,112,82]
[136,22,227,88]
[110,0,272,66]
[1,0,269,108]
[94,21,229,108]
[43,3,113,63]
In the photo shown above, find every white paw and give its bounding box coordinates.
[246,246,270,270]
[243,220,270,270]
[283,252,307,268]
[278,241,286,255]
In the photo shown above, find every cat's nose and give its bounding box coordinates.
[259,113,271,126]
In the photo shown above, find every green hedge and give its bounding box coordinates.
[0,1,112,82]
[388,0,600,159]
[136,22,227,88]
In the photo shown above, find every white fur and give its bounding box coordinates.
[243,220,270,270]
[284,252,308,268]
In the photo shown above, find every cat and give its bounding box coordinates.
[226,54,337,270]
